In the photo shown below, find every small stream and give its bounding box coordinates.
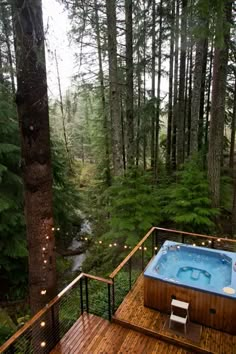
[67,218,92,272]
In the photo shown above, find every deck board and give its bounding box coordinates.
[114,274,236,354]
[50,313,188,353]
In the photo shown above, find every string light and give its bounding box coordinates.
[217,238,221,242]
[193,243,196,247]
[201,242,205,246]
[139,247,142,250]
[99,240,102,244]
[41,342,46,348]
[43,260,47,264]
[154,246,158,250]
[57,228,60,231]
[51,227,55,231]
[144,247,147,251]
[85,237,88,241]
[109,244,112,247]
[40,321,46,327]
[42,247,46,251]
[124,245,127,249]
[46,236,49,240]
[41,290,47,295]
[208,240,212,244]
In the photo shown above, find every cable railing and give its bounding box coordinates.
[0,273,112,354]
[1,227,236,353]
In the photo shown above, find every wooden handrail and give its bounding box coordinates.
[155,227,236,243]
[109,227,156,279]
[83,273,113,285]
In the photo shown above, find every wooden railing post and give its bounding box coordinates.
[85,277,89,313]
[107,283,111,321]
[80,278,84,314]
[112,279,115,314]
[129,258,132,290]
[152,231,155,256]
[141,245,144,271]
[181,233,185,243]
[155,229,158,253]
[51,304,60,349]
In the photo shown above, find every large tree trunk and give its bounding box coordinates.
[176,0,187,168]
[154,0,163,179]
[229,77,236,171]
[94,0,111,186]
[55,50,71,169]
[204,39,214,154]
[106,0,123,175]
[142,0,147,170]
[13,0,57,315]
[190,39,206,155]
[151,0,156,169]
[125,0,134,168]
[166,0,175,172]
[208,1,232,207]
[172,0,179,170]
[198,38,208,150]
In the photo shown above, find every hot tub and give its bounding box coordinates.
[144,240,236,334]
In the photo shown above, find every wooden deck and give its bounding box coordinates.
[50,313,187,353]
[114,274,236,354]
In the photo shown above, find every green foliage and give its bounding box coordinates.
[0,87,28,299]
[101,169,161,247]
[162,158,219,233]
[52,136,82,248]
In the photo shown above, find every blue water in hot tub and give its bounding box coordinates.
[144,240,236,298]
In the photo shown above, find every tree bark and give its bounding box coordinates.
[229,77,236,170]
[151,0,156,169]
[166,0,175,172]
[106,0,123,175]
[177,0,187,167]
[94,0,111,186]
[55,50,71,169]
[13,0,57,315]
[198,38,208,150]
[154,0,163,179]
[204,39,214,153]
[125,0,134,168]
[171,0,179,170]
[190,39,206,155]
[208,1,232,207]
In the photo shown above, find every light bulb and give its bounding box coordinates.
[144,247,147,251]
[44,260,47,264]
[124,245,127,249]
[40,321,46,327]
[99,240,102,244]
[46,236,49,240]
[57,228,60,231]
[41,342,46,347]
[52,227,55,231]
[109,244,112,247]
[42,247,46,251]
[41,290,47,295]
[114,243,117,246]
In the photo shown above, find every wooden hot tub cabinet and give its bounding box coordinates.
[144,276,236,334]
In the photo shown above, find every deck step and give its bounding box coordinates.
[170,314,187,324]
